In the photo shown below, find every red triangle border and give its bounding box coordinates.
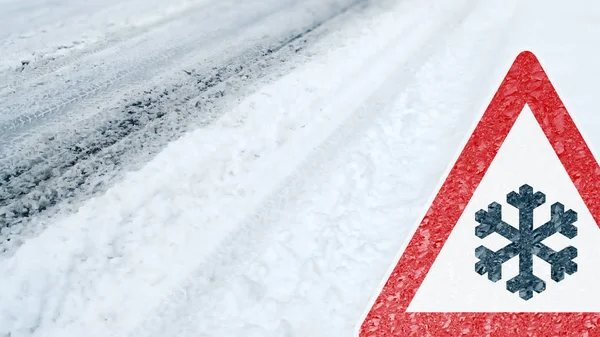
[359,51,600,337]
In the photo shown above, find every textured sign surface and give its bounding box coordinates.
[358,51,600,336]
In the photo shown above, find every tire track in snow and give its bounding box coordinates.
[0,0,217,94]
[0,1,366,254]
[129,0,496,335]
[0,0,298,136]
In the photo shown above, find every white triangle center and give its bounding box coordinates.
[407,105,600,312]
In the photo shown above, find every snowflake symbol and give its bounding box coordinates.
[474,184,578,300]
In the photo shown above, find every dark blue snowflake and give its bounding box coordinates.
[474,184,578,300]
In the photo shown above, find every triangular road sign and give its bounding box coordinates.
[358,51,600,336]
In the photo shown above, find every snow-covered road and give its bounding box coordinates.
[2,0,600,336]
[0,0,363,252]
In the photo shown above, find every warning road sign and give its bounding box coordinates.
[358,51,600,336]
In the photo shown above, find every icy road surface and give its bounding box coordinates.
[2,0,600,336]
[0,0,363,252]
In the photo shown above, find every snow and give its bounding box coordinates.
[0,0,213,73]
[2,0,600,336]
[0,0,363,254]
